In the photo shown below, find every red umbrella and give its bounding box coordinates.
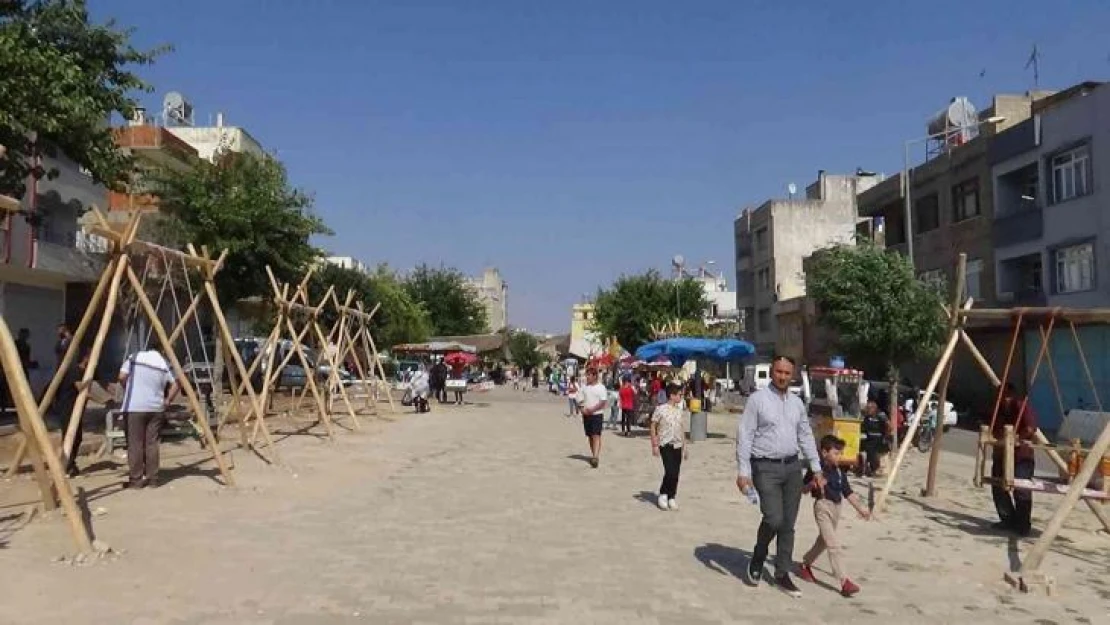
[443,351,478,367]
[589,353,615,367]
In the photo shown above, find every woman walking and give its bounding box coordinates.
[566,377,580,417]
[650,383,688,511]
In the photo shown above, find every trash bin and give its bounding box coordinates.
[690,411,708,442]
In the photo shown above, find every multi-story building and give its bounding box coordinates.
[110,112,199,214]
[1,152,108,394]
[568,302,604,360]
[690,265,738,331]
[991,82,1107,308]
[855,93,1042,302]
[324,256,371,275]
[735,171,881,356]
[467,267,508,333]
[166,114,266,162]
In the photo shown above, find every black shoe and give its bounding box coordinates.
[744,558,763,586]
[66,467,81,478]
[991,520,1013,532]
[775,573,802,598]
[589,457,599,468]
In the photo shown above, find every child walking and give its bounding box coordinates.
[650,383,688,511]
[798,435,870,597]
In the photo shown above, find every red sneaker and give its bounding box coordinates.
[841,579,861,597]
[797,564,817,584]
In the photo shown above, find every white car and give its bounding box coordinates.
[906,391,958,429]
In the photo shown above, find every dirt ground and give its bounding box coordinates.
[1,387,1108,624]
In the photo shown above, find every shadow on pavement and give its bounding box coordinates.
[566,454,592,464]
[693,542,753,581]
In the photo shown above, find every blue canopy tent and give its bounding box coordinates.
[635,337,756,442]
[634,338,756,366]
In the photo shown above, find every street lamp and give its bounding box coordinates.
[901,115,1006,269]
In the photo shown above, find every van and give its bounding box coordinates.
[740,363,771,395]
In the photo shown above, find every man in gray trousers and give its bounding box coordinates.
[736,355,823,597]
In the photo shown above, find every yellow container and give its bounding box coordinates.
[814,416,861,466]
[688,398,702,413]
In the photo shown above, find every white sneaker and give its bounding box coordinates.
[668,498,679,511]
[657,494,669,510]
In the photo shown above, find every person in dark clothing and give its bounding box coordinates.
[858,400,889,477]
[55,324,73,362]
[15,327,36,374]
[991,383,1038,536]
[430,360,448,403]
[56,353,89,477]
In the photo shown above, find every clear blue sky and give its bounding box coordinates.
[95,0,1108,333]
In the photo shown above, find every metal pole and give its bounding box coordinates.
[903,140,915,271]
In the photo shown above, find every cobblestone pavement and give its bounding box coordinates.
[0,388,1107,624]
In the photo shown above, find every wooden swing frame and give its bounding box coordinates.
[325,292,396,415]
[876,254,1110,593]
[3,209,269,487]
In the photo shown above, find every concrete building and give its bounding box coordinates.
[1,151,108,395]
[325,256,371,274]
[990,82,1108,308]
[735,171,882,356]
[110,119,199,214]
[467,267,508,333]
[690,265,738,330]
[166,115,266,163]
[568,302,604,360]
[855,93,1043,302]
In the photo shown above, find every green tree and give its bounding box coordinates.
[592,270,709,352]
[508,329,543,372]
[403,263,488,336]
[306,263,430,349]
[0,0,166,197]
[151,152,331,306]
[806,243,946,430]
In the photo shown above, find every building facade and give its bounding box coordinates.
[467,267,508,333]
[325,256,371,274]
[735,171,881,356]
[167,122,265,162]
[1,152,108,394]
[568,302,603,360]
[691,266,738,330]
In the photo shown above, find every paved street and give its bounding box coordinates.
[1,387,1107,624]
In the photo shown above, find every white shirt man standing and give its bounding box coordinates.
[576,368,609,468]
[735,355,823,597]
[119,347,178,489]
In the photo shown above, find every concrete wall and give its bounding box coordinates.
[167,126,265,162]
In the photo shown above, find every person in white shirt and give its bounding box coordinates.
[575,368,609,468]
[651,383,689,510]
[119,347,179,488]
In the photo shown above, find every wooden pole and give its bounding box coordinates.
[0,320,93,553]
[1021,414,1110,575]
[875,304,966,513]
[124,265,235,486]
[924,253,967,496]
[357,302,395,413]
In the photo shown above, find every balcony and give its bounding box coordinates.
[993,205,1043,248]
[998,253,1044,305]
[35,240,105,282]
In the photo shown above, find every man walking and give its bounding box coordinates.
[119,346,178,489]
[576,367,608,468]
[991,383,1037,536]
[736,355,823,597]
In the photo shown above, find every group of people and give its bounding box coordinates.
[562,354,1040,600]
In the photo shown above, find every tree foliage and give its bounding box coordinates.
[592,270,709,352]
[306,263,431,349]
[150,152,331,306]
[0,0,166,197]
[508,329,543,371]
[806,243,946,377]
[402,264,488,336]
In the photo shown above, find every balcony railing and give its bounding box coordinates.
[993,205,1043,248]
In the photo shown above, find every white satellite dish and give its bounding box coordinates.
[787,183,798,197]
[163,91,194,126]
[672,254,685,269]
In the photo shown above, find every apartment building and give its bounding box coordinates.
[734,171,880,356]
[468,267,508,333]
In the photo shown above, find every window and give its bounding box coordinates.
[1055,242,1094,293]
[918,269,944,290]
[915,194,940,233]
[965,259,983,300]
[757,267,771,291]
[1050,145,1091,204]
[952,179,980,222]
[754,227,768,252]
[757,307,772,333]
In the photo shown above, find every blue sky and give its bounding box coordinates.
[95,0,1109,333]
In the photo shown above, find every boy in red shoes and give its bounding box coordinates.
[798,435,870,597]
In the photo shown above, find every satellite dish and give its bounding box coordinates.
[163,91,194,126]
[787,183,798,197]
[672,254,685,269]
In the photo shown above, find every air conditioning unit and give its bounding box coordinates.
[998,291,1015,303]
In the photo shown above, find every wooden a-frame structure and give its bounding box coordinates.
[877,254,1110,593]
[5,209,273,486]
[323,291,395,415]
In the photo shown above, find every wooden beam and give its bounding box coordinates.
[958,307,1110,324]
[926,254,967,497]
[125,240,217,271]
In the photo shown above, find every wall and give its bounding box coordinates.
[468,267,508,332]
[167,126,266,162]
[1023,325,1110,435]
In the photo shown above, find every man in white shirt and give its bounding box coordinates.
[575,367,609,468]
[119,347,179,488]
